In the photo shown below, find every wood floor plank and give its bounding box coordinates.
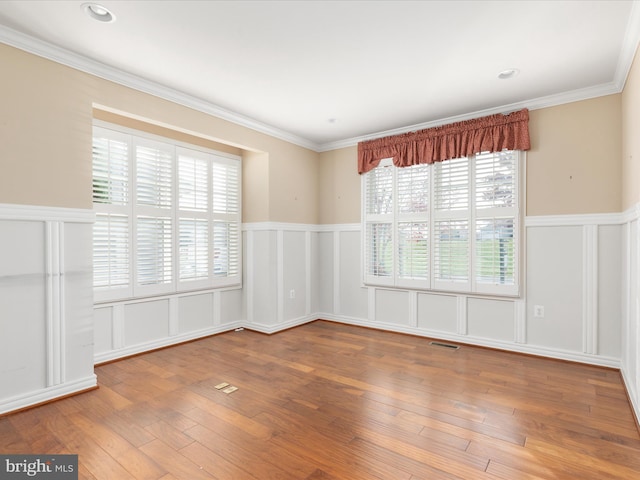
[1,320,639,479]
[179,440,260,480]
[139,439,217,480]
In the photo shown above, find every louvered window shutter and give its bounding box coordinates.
[93,122,242,300]
[179,153,209,212]
[212,159,241,282]
[433,158,470,290]
[397,164,429,287]
[133,139,174,294]
[177,150,210,285]
[135,141,173,208]
[92,134,129,206]
[474,151,519,294]
[136,216,173,287]
[362,151,520,296]
[92,128,132,300]
[93,213,130,289]
[364,161,394,285]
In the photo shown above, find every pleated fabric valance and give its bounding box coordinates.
[357,109,531,174]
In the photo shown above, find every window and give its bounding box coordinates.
[92,123,241,302]
[363,151,521,296]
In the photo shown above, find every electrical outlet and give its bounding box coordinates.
[533,305,545,318]
[289,289,295,299]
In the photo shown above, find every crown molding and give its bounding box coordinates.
[0,25,321,152]
[319,81,622,152]
[614,0,640,90]
[1,10,638,155]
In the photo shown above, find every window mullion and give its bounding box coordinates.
[171,145,178,292]
[208,158,214,288]
[470,154,477,293]
[392,165,398,286]
[129,137,138,297]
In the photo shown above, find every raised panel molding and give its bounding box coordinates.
[583,224,599,355]
[244,217,627,370]
[45,221,65,387]
[0,204,96,415]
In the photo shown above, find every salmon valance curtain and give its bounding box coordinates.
[357,109,531,174]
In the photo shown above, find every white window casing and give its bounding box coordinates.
[92,123,241,303]
[363,151,521,297]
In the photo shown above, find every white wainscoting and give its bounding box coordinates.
[2,210,637,422]
[93,288,243,364]
[621,206,640,426]
[243,223,321,333]
[0,204,96,415]
[315,216,624,370]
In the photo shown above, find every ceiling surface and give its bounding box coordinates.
[0,0,639,150]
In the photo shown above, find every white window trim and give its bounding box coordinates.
[93,120,242,304]
[362,152,524,298]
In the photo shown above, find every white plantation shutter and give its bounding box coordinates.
[365,165,393,215]
[475,151,516,209]
[212,160,240,215]
[362,151,520,296]
[364,161,394,284]
[136,141,173,208]
[434,219,469,284]
[92,123,242,301]
[213,221,240,278]
[474,151,519,294]
[211,159,241,283]
[93,213,130,293]
[179,219,209,281]
[363,162,430,288]
[92,134,129,205]
[136,216,173,288]
[179,152,209,212]
[134,139,174,294]
[92,128,132,301]
[177,149,210,289]
[365,222,393,280]
[397,164,429,287]
[475,217,516,286]
[397,222,429,281]
[434,158,469,211]
[433,158,471,290]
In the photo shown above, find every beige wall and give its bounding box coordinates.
[318,146,360,224]
[527,95,621,216]
[1,42,629,223]
[93,109,242,157]
[317,96,624,222]
[0,44,319,223]
[0,44,93,209]
[623,47,640,210]
[242,151,270,223]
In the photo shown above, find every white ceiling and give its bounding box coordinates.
[0,1,638,151]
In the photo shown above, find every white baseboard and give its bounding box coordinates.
[0,375,97,415]
[620,365,640,428]
[245,314,317,334]
[317,313,621,369]
[93,322,243,364]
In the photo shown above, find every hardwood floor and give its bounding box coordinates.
[2,320,640,479]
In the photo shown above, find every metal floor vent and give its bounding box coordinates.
[429,341,460,350]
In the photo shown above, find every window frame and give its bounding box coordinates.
[362,151,524,297]
[92,121,242,303]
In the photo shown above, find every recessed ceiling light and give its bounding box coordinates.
[82,3,116,23]
[498,68,519,80]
